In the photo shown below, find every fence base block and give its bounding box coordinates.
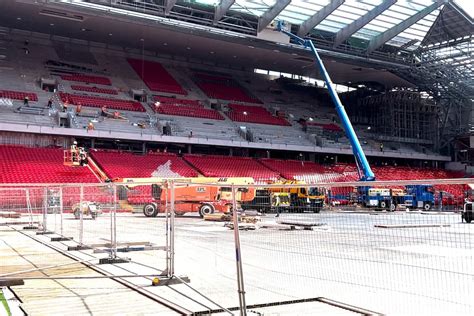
[152,275,190,286]
[93,245,166,253]
[36,231,54,235]
[23,225,39,230]
[99,257,130,265]
[67,245,92,251]
[0,279,24,287]
[51,237,73,242]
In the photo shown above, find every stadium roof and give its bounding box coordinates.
[193,0,447,51]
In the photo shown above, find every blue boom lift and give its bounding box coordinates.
[275,21,434,210]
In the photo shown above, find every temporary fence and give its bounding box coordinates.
[0,178,473,315]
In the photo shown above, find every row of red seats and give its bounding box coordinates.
[155,103,224,120]
[90,150,198,179]
[71,85,118,95]
[183,154,279,181]
[59,92,145,112]
[154,95,202,107]
[0,90,38,101]
[127,58,187,95]
[0,145,98,183]
[226,104,290,126]
[61,74,112,86]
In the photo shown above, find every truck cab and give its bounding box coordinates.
[404,185,434,211]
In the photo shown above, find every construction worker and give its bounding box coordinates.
[71,141,79,164]
[23,96,29,106]
[79,147,87,166]
[274,194,281,218]
[63,100,69,112]
[76,103,82,115]
[87,121,95,131]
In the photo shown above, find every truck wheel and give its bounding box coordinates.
[175,212,185,217]
[143,203,158,217]
[424,203,431,211]
[73,208,81,220]
[465,213,472,223]
[390,203,396,212]
[91,212,98,220]
[199,204,214,217]
[313,207,321,213]
[380,201,387,209]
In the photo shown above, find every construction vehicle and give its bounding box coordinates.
[271,181,325,213]
[461,200,473,223]
[360,188,393,210]
[403,185,435,211]
[118,177,255,218]
[72,201,102,219]
[276,22,434,210]
[241,189,290,213]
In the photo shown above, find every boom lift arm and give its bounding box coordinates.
[276,21,375,182]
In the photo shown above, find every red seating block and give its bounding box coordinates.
[90,150,198,179]
[0,90,38,101]
[194,73,261,103]
[0,145,98,184]
[61,74,112,85]
[59,92,145,112]
[155,104,224,120]
[154,96,202,107]
[127,58,187,95]
[184,154,278,181]
[226,103,289,126]
[71,85,118,95]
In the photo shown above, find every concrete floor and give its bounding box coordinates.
[2,210,474,315]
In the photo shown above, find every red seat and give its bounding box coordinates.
[155,104,224,120]
[226,103,289,126]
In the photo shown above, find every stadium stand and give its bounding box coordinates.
[226,103,290,126]
[127,58,187,95]
[59,92,145,112]
[184,154,279,181]
[71,85,118,95]
[61,74,112,86]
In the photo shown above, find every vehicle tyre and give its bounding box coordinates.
[313,207,321,213]
[143,203,158,217]
[380,201,387,209]
[390,203,396,212]
[73,208,81,220]
[199,204,214,217]
[175,212,185,217]
[424,203,431,211]
[91,212,98,220]
[465,213,472,223]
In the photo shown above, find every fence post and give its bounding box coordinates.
[164,181,170,275]
[169,180,175,277]
[79,185,84,246]
[42,187,48,232]
[26,188,33,228]
[113,184,117,259]
[232,185,247,316]
[59,187,63,236]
